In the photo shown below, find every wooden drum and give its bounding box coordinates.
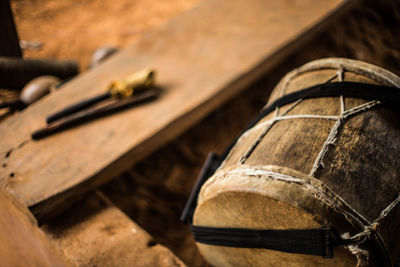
[192,58,400,266]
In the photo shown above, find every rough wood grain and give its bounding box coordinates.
[196,173,357,267]
[195,58,400,266]
[0,187,69,267]
[0,0,351,221]
[42,191,185,267]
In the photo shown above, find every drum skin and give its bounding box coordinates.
[193,58,400,267]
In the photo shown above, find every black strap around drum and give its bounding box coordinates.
[181,81,400,258]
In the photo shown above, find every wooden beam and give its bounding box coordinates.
[0,187,69,266]
[0,0,352,221]
[42,191,185,266]
[0,0,22,57]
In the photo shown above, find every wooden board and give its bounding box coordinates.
[42,191,185,267]
[0,0,351,221]
[0,187,69,267]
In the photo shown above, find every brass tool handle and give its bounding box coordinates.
[108,69,156,98]
[46,69,156,123]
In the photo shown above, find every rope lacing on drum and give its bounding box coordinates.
[181,75,400,266]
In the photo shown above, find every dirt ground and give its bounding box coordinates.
[9,0,400,266]
[11,0,200,70]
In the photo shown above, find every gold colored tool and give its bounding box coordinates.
[46,69,157,124]
[108,69,156,98]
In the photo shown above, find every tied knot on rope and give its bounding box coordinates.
[334,224,379,248]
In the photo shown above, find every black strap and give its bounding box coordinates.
[220,81,400,160]
[181,81,400,258]
[192,225,334,257]
[180,153,220,222]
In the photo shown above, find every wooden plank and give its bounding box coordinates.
[0,0,22,57]
[0,0,352,220]
[42,191,186,267]
[0,187,69,266]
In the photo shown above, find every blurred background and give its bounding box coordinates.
[11,0,199,69]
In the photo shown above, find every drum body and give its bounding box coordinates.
[193,58,400,266]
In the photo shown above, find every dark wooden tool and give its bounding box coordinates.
[32,88,160,140]
[46,91,111,123]
[46,69,155,123]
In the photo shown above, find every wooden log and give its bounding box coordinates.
[0,187,69,266]
[0,0,352,221]
[194,58,400,266]
[42,191,185,267]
